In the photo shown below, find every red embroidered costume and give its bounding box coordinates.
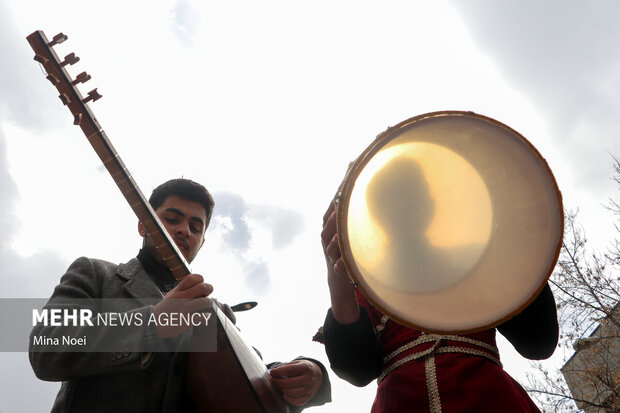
[322,285,557,412]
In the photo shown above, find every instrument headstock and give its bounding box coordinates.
[27,31,103,131]
[26,30,192,280]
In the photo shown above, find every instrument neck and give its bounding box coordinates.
[137,247,178,294]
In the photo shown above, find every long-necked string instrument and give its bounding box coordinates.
[27,30,289,413]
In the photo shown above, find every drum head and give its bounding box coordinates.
[337,111,563,333]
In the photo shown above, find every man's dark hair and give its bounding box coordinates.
[149,178,215,227]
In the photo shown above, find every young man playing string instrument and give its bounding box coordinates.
[30,178,331,412]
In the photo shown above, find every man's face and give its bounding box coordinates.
[139,195,208,264]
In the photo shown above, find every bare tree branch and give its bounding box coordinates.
[527,157,620,413]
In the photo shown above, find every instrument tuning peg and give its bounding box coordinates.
[59,93,72,106]
[60,52,80,67]
[71,72,91,85]
[46,74,59,85]
[33,54,48,65]
[48,33,68,47]
[73,113,83,126]
[82,88,102,104]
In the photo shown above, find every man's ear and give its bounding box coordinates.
[138,221,147,237]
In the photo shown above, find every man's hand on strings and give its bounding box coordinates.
[269,360,324,406]
[152,273,213,338]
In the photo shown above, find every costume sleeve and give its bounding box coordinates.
[497,283,559,359]
[322,305,383,386]
[266,357,332,412]
[29,257,174,381]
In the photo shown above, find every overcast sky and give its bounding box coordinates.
[1,1,619,411]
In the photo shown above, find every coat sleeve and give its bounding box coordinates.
[497,283,559,359]
[266,357,332,412]
[29,257,173,381]
[322,305,383,387]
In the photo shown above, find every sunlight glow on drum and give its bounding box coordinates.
[337,112,563,333]
[347,142,492,293]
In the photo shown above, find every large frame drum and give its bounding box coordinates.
[337,111,563,334]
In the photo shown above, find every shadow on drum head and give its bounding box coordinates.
[364,156,486,293]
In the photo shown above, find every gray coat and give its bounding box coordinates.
[30,257,332,412]
[30,256,193,412]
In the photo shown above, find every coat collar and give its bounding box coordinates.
[116,258,165,304]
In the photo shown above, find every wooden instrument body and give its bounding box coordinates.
[188,307,290,413]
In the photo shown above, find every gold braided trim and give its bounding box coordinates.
[383,335,441,364]
[436,334,499,354]
[377,340,442,384]
[435,346,502,367]
[384,334,499,364]
[425,355,442,413]
[377,336,502,385]
[374,315,390,335]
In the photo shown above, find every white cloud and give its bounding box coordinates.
[3,0,620,411]
[211,191,306,294]
[449,0,620,192]
[171,0,200,44]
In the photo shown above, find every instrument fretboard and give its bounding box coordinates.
[27,30,190,280]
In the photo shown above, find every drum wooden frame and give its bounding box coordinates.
[337,111,563,334]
